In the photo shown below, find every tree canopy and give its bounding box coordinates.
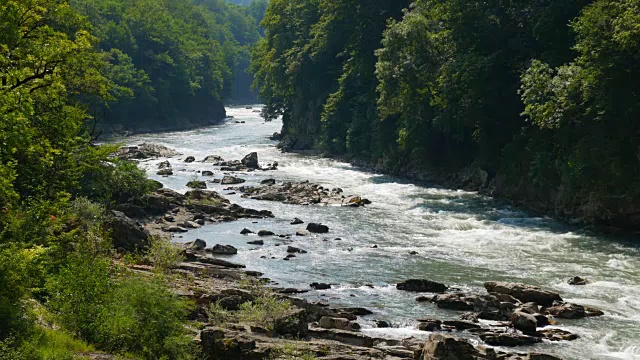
[252,0,640,229]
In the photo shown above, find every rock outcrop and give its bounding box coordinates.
[115,143,180,160]
[103,210,152,252]
[484,282,563,306]
[228,181,371,207]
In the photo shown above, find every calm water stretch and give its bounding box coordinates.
[123,107,640,360]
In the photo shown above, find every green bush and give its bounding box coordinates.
[46,255,113,340]
[46,253,194,360]
[146,236,185,274]
[0,246,35,341]
[80,156,156,206]
[95,276,194,360]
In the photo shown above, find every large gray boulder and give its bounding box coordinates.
[221,176,246,185]
[241,152,259,169]
[104,210,152,252]
[484,282,562,307]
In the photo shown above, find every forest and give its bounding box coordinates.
[0,0,267,358]
[251,0,640,230]
[69,0,267,132]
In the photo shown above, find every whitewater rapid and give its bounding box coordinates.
[122,106,640,360]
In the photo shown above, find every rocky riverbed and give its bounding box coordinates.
[107,141,611,360]
[109,106,640,360]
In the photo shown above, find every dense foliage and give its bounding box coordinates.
[0,1,203,358]
[68,0,266,132]
[252,0,640,229]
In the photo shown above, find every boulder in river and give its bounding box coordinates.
[247,240,264,245]
[158,160,171,169]
[484,281,562,307]
[203,155,224,163]
[270,132,282,141]
[211,244,238,255]
[568,276,589,285]
[240,228,253,235]
[258,230,275,237]
[545,302,604,319]
[375,320,391,328]
[185,156,195,163]
[510,310,538,334]
[228,181,370,206]
[397,279,448,293]
[291,218,304,225]
[431,293,475,311]
[538,328,579,342]
[157,169,174,176]
[287,246,307,254]
[187,181,207,189]
[221,176,246,185]
[241,152,259,169]
[479,332,542,347]
[187,239,207,251]
[310,282,331,290]
[115,143,180,160]
[202,171,214,176]
[261,179,276,185]
[307,223,329,233]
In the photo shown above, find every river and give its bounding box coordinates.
[122,106,640,360]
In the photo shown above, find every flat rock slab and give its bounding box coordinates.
[228,181,371,207]
[484,282,562,307]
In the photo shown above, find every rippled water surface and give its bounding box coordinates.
[121,107,640,360]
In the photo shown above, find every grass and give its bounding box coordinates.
[146,235,184,273]
[0,327,98,360]
[207,278,293,332]
[268,343,317,360]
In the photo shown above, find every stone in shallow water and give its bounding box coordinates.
[307,223,329,233]
[186,180,207,189]
[396,279,448,293]
[568,276,589,285]
[211,244,237,255]
[310,282,331,290]
[484,281,562,307]
[221,175,245,185]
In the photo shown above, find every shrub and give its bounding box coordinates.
[146,236,184,273]
[95,276,195,360]
[0,246,35,341]
[46,255,113,340]
[80,156,155,206]
[268,343,317,360]
[207,279,292,332]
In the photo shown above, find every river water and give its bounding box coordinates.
[122,106,640,360]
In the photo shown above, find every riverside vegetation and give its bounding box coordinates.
[0,0,266,358]
[251,0,640,232]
